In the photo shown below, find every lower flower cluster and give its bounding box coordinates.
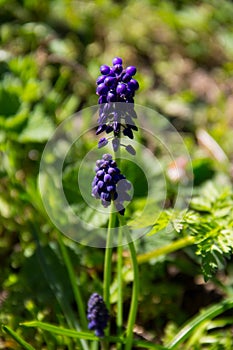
[87,293,109,337]
[92,154,132,215]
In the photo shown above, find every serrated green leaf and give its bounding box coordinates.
[186,183,233,280]
[146,210,173,235]
[190,197,212,212]
[145,182,233,280]
[172,218,184,233]
[201,251,219,282]
[146,210,187,237]
[214,207,232,217]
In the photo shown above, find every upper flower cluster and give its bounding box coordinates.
[87,293,109,337]
[96,57,139,153]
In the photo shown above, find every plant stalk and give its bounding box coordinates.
[103,203,116,350]
[117,223,123,350]
[118,217,139,350]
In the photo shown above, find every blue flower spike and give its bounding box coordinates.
[87,293,109,338]
[96,57,139,154]
[92,154,132,215]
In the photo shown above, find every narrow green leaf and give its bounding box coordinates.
[20,321,166,349]
[166,297,233,349]
[20,321,98,341]
[57,231,87,330]
[2,325,36,350]
[30,224,78,329]
[30,223,89,350]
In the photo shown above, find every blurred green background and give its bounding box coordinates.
[1,0,233,349]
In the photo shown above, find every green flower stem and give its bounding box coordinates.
[104,208,115,308]
[166,297,233,349]
[118,216,139,350]
[57,231,87,330]
[125,234,139,350]
[136,236,195,264]
[115,148,124,349]
[103,204,116,338]
[117,223,123,350]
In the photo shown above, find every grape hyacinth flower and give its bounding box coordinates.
[96,57,139,153]
[87,293,109,337]
[92,154,132,216]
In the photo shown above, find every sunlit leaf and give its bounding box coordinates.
[19,106,55,142]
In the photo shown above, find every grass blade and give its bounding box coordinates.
[166,297,233,349]
[30,223,88,350]
[21,321,99,341]
[21,321,166,349]
[57,231,87,330]
[2,325,36,350]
